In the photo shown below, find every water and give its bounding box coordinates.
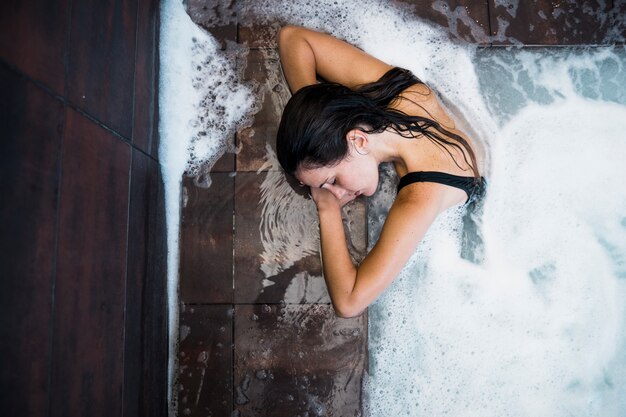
[159,1,257,409]
[159,0,626,414]
[366,47,626,417]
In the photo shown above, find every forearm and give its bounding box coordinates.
[316,192,441,318]
[317,205,359,316]
[277,26,317,93]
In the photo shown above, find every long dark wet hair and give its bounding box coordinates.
[276,67,480,180]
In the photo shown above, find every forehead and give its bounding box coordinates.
[295,164,337,186]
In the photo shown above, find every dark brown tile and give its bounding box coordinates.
[187,0,238,49]
[124,149,148,417]
[234,171,324,304]
[0,66,63,417]
[139,156,169,417]
[237,1,490,46]
[488,0,613,45]
[234,171,367,304]
[234,304,367,417]
[235,0,284,49]
[0,0,69,95]
[177,304,233,417]
[397,0,490,44]
[367,163,397,250]
[124,149,168,416]
[238,24,283,49]
[606,0,626,44]
[67,0,137,137]
[50,108,131,417]
[342,197,368,265]
[236,49,289,172]
[211,144,236,172]
[133,0,158,155]
[180,174,234,304]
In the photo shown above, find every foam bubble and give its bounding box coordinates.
[367,51,626,416]
[159,0,258,406]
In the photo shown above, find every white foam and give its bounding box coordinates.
[366,47,626,415]
[159,0,257,409]
[159,2,195,409]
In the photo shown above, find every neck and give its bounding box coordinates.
[369,129,407,165]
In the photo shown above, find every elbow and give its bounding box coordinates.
[332,301,366,319]
[277,25,300,49]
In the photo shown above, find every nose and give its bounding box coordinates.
[324,184,348,201]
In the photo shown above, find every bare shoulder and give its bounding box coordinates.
[391,82,457,129]
[391,81,482,174]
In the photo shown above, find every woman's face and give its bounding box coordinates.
[295,148,380,202]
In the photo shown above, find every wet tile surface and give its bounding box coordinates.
[604,1,626,45]
[178,304,233,417]
[187,0,238,49]
[238,23,283,49]
[67,0,137,138]
[51,108,131,417]
[397,0,491,44]
[488,0,614,45]
[3,0,168,415]
[124,149,168,416]
[139,154,169,417]
[233,171,324,304]
[236,0,490,46]
[342,197,368,265]
[0,0,69,95]
[133,0,159,155]
[0,66,63,417]
[236,49,289,172]
[234,304,367,417]
[233,170,368,304]
[211,144,236,172]
[180,174,234,304]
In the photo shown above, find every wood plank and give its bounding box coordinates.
[67,0,138,137]
[177,304,233,417]
[234,304,367,417]
[0,0,69,95]
[133,0,158,155]
[0,65,63,417]
[488,0,614,45]
[50,108,131,417]
[180,175,234,304]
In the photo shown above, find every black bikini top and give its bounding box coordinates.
[397,171,486,203]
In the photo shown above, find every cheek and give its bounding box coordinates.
[363,168,379,195]
[368,162,379,186]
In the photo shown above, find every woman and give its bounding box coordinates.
[276,25,485,318]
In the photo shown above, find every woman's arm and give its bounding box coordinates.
[277,25,393,93]
[312,184,445,318]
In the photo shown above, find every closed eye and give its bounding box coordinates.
[320,178,337,188]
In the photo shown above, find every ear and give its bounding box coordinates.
[346,129,369,153]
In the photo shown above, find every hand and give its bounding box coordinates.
[310,186,358,211]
